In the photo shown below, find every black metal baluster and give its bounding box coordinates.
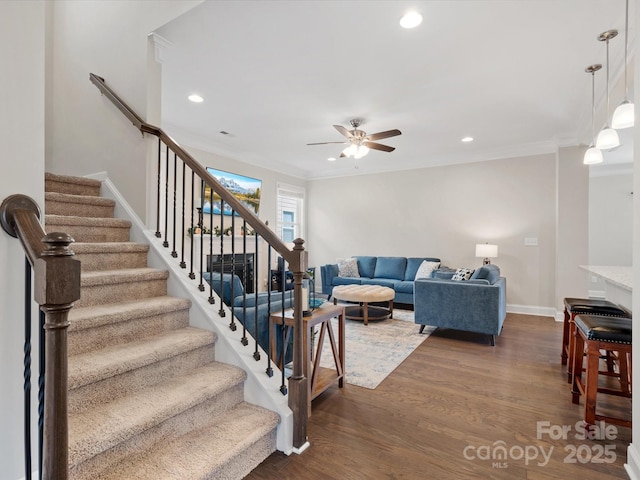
[155,138,161,238]
[218,200,225,316]
[180,162,187,268]
[208,194,215,305]
[198,180,205,291]
[228,214,236,330]
[253,233,260,361]
[280,263,288,395]
[240,223,248,347]
[24,258,32,480]
[188,171,196,280]
[265,247,273,377]
[163,145,169,248]
[171,152,178,258]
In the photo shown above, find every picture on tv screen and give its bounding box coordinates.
[202,167,261,216]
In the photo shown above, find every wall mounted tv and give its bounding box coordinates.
[202,167,262,217]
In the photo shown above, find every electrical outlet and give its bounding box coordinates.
[524,237,538,246]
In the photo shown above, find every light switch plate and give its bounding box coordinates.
[524,237,538,246]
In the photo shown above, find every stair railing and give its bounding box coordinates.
[1,194,81,480]
[89,73,309,450]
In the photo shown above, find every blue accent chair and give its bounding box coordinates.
[413,265,506,346]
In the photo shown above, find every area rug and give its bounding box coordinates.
[318,309,435,389]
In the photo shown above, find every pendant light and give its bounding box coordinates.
[595,29,620,150]
[612,0,635,129]
[584,64,604,165]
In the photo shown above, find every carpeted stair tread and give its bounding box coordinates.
[45,191,115,208]
[95,402,280,480]
[72,242,149,254]
[69,362,247,467]
[45,172,102,196]
[69,296,191,332]
[68,327,216,390]
[45,214,131,228]
[81,267,168,287]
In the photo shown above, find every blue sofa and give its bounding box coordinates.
[320,256,441,305]
[413,264,506,346]
[203,272,294,362]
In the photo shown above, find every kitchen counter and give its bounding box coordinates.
[580,265,632,310]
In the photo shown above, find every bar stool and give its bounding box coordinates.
[571,314,632,429]
[562,298,630,382]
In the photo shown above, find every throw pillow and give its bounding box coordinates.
[414,260,440,280]
[451,268,475,281]
[338,258,360,277]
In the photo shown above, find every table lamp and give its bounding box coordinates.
[476,243,498,265]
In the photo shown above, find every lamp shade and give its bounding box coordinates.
[612,101,635,129]
[583,146,603,165]
[475,244,498,258]
[595,126,620,150]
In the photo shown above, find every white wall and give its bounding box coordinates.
[589,173,633,266]
[307,153,558,312]
[0,2,45,478]
[555,146,590,312]
[48,0,202,219]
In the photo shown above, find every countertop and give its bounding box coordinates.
[580,265,632,291]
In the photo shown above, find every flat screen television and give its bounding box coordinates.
[202,167,261,216]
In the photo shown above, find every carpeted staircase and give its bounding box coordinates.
[44,172,279,480]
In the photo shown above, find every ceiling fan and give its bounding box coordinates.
[307,119,402,160]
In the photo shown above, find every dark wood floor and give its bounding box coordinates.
[245,314,632,480]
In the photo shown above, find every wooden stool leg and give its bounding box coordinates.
[583,342,601,425]
[618,350,630,394]
[571,329,585,404]
[561,307,570,365]
[567,313,577,383]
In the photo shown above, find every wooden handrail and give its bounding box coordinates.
[89,74,302,271]
[90,74,309,450]
[1,194,81,479]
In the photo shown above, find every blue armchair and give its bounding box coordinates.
[413,265,506,346]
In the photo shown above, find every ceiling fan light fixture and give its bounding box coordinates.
[400,11,422,29]
[583,145,604,165]
[612,101,635,129]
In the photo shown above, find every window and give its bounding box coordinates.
[277,184,305,243]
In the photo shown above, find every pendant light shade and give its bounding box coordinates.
[584,146,604,165]
[584,64,603,165]
[595,29,620,150]
[612,101,635,129]
[596,127,620,150]
[612,0,634,129]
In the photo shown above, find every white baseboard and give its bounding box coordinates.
[506,304,556,318]
[626,443,640,480]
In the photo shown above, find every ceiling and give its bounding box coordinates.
[156,0,633,180]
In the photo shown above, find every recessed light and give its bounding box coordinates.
[328,157,336,162]
[461,136,474,143]
[188,94,204,103]
[400,11,423,29]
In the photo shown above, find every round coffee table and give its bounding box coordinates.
[332,284,394,325]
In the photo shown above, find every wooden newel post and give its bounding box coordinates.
[34,233,81,480]
[288,238,309,451]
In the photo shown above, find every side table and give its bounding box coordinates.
[269,303,345,416]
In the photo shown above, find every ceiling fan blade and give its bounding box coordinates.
[364,141,395,152]
[333,125,353,138]
[366,129,402,141]
[307,141,347,145]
